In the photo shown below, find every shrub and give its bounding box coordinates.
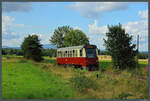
[74,68,87,75]
[115,92,133,99]
[6,56,11,59]
[99,61,112,72]
[70,75,98,92]
[18,60,27,63]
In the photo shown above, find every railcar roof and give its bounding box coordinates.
[57,45,84,51]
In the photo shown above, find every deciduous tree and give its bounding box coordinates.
[50,26,72,48]
[64,29,89,47]
[104,24,137,69]
[21,35,43,61]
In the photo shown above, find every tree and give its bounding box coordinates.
[2,49,7,55]
[42,49,57,57]
[16,49,23,56]
[104,24,137,69]
[50,26,73,48]
[64,29,89,47]
[21,35,43,62]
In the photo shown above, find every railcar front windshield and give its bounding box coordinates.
[85,48,97,58]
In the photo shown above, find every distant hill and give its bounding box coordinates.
[2,46,9,48]
[2,44,57,49]
[42,44,57,49]
[140,51,148,54]
[2,46,21,49]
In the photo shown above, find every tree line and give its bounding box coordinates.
[2,48,57,57]
[2,48,148,59]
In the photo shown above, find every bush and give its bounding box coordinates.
[70,75,98,92]
[6,56,11,59]
[115,92,133,99]
[74,68,87,75]
[99,61,112,72]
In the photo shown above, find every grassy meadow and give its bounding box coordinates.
[2,55,148,99]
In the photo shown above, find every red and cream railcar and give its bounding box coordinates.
[56,45,99,70]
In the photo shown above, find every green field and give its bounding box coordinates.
[2,55,148,99]
[2,56,76,99]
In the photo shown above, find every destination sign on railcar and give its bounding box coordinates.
[86,45,94,48]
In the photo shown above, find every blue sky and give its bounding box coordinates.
[2,2,148,51]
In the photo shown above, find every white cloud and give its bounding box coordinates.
[73,26,82,30]
[2,15,48,38]
[13,24,48,29]
[2,15,14,26]
[138,9,148,19]
[2,15,51,47]
[87,20,107,50]
[88,34,106,50]
[2,38,23,47]
[2,16,24,44]
[87,10,148,51]
[123,20,148,37]
[2,16,25,39]
[2,16,14,35]
[88,20,107,34]
[27,33,51,45]
[2,2,32,13]
[67,2,129,19]
[31,33,42,38]
[123,21,148,51]
[41,34,51,44]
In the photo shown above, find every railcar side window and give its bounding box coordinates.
[64,51,65,57]
[70,51,72,57]
[80,49,82,57]
[65,51,67,57]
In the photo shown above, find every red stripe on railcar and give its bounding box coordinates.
[57,57,98,67]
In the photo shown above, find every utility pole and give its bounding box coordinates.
[136,34,139,68]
